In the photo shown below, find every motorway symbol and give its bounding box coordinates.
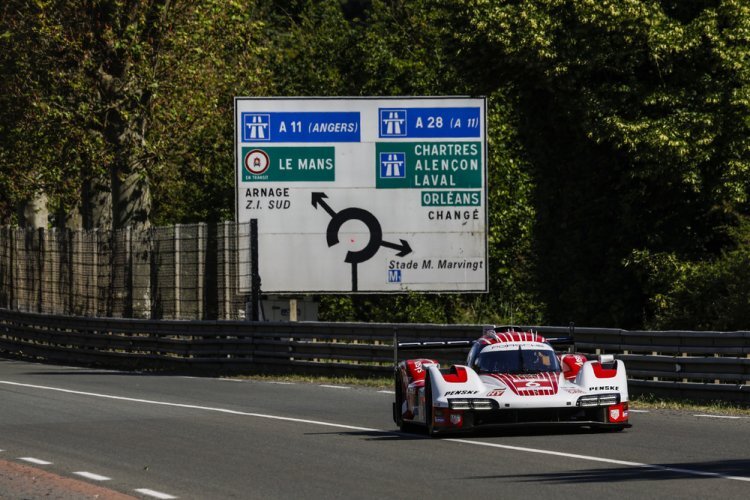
[380,109,407,137]
[380,153,405,178]
[243,113,271,141]
[312,192,412,291]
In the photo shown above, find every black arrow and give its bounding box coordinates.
[381,239,412,257]
[312,191,414,290]
[311,192,336,217]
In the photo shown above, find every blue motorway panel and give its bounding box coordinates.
[241,111,360,143]
[378,107,481,138]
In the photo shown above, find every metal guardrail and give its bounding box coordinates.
[0,309,748,403]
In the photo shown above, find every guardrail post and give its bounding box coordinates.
[682,352,688,383]
[393,327,398,367]
[714,353,720,384]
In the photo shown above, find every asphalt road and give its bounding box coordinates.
[0,358,749,499]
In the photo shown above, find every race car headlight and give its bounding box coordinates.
[471,399,495,410]
[449,399,471,410]
[576,393,620,407]
[448,399,497,410]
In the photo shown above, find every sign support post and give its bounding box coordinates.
[250,218,261,321]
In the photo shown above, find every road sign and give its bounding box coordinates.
[235,97,487,293]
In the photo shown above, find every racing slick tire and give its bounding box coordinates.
[394,371,419,433]
[424,371,438,437]
[394,372,407,430]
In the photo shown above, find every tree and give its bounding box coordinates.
[2,1,188,229]
[450,0,750,327]
[148,0,270,224]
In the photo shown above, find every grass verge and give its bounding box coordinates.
[630,393,750,415]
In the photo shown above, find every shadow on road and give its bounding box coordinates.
[307,424,619,442]
[465,459,750,483]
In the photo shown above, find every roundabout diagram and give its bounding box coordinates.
[312,192,412,291]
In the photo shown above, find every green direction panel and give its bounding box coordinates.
[376,142,482,189]
[241,146,335,182]
[421,190,481,206]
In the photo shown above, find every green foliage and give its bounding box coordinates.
[450,0,750,327]
[259,0,358,95]
[0,0,179,227]
[0,0,100,220]
[628,219,750,330]
[4,0,750,327]
[149,0,271,223]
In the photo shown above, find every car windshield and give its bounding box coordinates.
[474,348,560,374]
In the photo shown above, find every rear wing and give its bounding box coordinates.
[396,340,474,350]
[393,323,578,366]
[393,334,474,367]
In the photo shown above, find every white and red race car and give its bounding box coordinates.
[393,327,630,435]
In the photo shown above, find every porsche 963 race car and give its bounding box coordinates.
[393,327,630,435]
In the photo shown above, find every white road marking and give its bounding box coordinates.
[628,409,649,413]
[320,385,351,389]
[0,381,378,432]
[19,457,52,465]
[134,488,178,499]
[73,471,111,481]
[3,380,749,483]
[378,390,395,394]
[694,414,744,419]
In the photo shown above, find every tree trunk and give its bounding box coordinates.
[19,192,48,229]
[82,176,113,230]
[111,162,152,231]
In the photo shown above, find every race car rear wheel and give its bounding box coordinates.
[394,372,405,428]
[394,371,419,433]
[424,371,437,437]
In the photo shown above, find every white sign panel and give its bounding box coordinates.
[235,97,487,293]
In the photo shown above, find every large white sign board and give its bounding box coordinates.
[235,97,487,293]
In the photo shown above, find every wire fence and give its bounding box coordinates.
[0,222,254,320]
